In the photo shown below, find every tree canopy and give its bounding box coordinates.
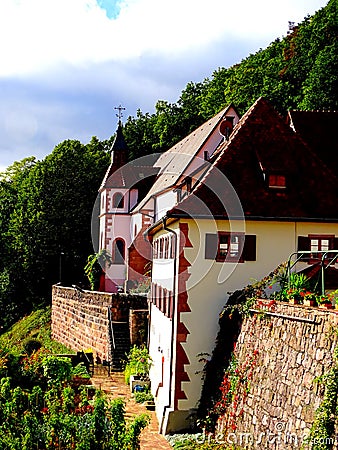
[123,0,338,156]
[0,139,109,328]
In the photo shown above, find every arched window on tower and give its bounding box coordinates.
[113,239,125,264]
[113,192,124,208]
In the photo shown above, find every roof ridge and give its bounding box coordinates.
[185,97,268,194]
[134,104,235,212]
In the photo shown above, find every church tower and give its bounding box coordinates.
[98,106,138,292]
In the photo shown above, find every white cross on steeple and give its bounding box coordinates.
[114,104,126,124]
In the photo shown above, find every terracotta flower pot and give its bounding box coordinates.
[289,298,299,305]
[319,302,333,309]
[304,299,316,306]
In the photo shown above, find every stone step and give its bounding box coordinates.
[108,320,131,371]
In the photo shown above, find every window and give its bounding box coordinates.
[311,237,330,254]
[153,240,158,259]
[170,236,175,259]
[218,233,240,260]
[153,235,175,260]
[151,282,174,319]
[217,233,244,262]
[164,237,169,259]
[113,239,125,264]
[159,239,164,259]
[298,234,336,262]
[268,174,286,189]
[205,233,256,262]
[112,192,124,208]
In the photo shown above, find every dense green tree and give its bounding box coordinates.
[0,140,109,323]
[122,0,337,154]
[300,41,338,110]
[199,68,229,117]
[123,110,157,160]
[0,158,37,326]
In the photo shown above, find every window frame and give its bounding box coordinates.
[298,234,336,263]
[112,238,125,264]
[267,173,287,190]
[309,234,334,263]
[216,232,245,263]
[112,192,124,209]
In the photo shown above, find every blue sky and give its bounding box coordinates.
[0,0,328,172]
[97,0,121,18]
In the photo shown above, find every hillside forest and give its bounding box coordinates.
[0,0,337,329]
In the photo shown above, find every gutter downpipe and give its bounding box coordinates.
[160,216,178,434]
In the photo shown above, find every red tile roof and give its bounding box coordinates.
[134,104,237,212]
[168,98,338,221]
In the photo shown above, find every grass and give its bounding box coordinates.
[0,306,72,355]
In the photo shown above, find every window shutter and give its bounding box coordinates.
[334,237,338,250]
[243,235,256,261]
[205,233,218,260]
[298,236,310,261]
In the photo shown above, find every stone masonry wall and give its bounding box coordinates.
[129,309,149,346]
[52,285,148,362]
[214,301,338,449]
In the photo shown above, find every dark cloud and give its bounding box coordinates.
[0,5,324,171]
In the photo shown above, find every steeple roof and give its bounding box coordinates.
[110,121,128,154]
[100,120,129,189]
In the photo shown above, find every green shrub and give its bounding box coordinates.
[72,362,91,379]
[124,345,152,385]
[134,391,154,403]
[42,355,73,385]
[0,376,149,449]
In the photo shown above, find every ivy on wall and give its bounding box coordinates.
[306,338,338,450]
[84,249,112,291]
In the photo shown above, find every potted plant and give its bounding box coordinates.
[282,273,312,305]
[124,345,152,392]
[317,295,334,309]
[300,290,317,307]
[327,289,338,309]
[283,288,301,304]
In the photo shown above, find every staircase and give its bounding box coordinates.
[109,320,131,371]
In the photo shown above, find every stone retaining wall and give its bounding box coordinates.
[129,309,149,346]
[52,285,148,361]
[214,301,338,449]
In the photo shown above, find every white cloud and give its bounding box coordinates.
[0,0,326,77]
[0,0,328,170]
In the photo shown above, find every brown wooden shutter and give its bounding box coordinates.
[205,233,218,260]
[334,237,338,249]
[243,235,256,261]
[298,236,310,261]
